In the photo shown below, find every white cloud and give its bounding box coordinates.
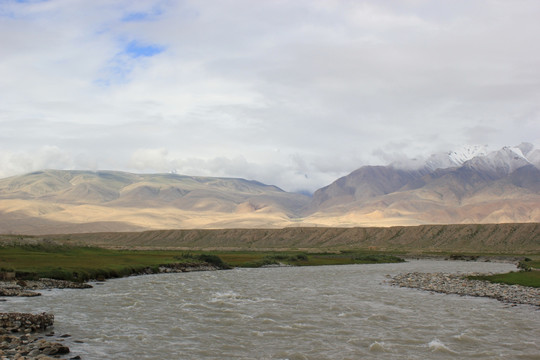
[127,148,341,193]
[1,0,540,191]
[0,146,74,178]
[129,147,170,171]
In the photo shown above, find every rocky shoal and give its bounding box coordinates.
[389,272,539,307]
[0,280,92,298]
[0,313,79,360]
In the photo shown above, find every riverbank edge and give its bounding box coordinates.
[0,262,220,297]
[389,271,540,307]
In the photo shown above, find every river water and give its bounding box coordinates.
[2,260,539,359]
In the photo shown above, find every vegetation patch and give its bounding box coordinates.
[0,244,224,282]
[216,250,405,268]
[0,246,407,281]
[517,257,540,271]
[448,254,480,261]
[468,270,540,288]
[191,254,230,269]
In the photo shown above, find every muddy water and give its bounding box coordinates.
[2,260,538,359]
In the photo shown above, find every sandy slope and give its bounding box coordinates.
[0,168,539,235]
[30,223,539,253]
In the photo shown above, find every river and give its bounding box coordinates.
[1,260,538,359]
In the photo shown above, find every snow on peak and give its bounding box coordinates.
[423,144,488,171]
[463,143,536,176]
[448,144,488,165]
[390,143,538,173]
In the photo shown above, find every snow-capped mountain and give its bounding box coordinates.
[309,143,540,225]
[393,143,538,174]
[448,144,490,165]
[463,143,536,177]
[422,144,489,171]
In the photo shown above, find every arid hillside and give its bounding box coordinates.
[0,170,310,234]
[27,223,538,253]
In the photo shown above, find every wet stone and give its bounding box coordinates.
[0,313,77,359]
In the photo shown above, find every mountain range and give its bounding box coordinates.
[0,143,539,234]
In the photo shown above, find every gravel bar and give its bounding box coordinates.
[389,272,539,307]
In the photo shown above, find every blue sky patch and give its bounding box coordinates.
[122,12,150,22]
[124,41,165,58]
[121,5,163,22]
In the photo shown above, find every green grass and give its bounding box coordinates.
[5,243,539,288]
[469,270,540,288]
[518,257,540,270]
[0,245,405,281]
[214,250,405,268]
[0,244,218,282]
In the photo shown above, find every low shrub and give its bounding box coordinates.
[518,260,532,272]
[289,253,308,262]
[197,254,230,269]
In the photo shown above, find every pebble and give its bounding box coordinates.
[389,272,539,307]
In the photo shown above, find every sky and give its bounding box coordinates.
[1,0,539,193]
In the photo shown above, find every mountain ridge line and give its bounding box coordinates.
[0,143,539,233]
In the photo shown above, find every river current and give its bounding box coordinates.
[2,260,538,359]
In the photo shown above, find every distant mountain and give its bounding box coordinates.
[0,170,310,234]
[0,143,539,234]
[306,143,540,226]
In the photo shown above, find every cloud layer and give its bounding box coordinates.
[1,0,540,192]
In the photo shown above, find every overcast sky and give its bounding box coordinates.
[1,0,539,192]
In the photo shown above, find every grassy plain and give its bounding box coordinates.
[0,245,210,282]
[0,244,404,282]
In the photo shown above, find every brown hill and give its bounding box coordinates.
[28,223,540,253]
[306,164,540,226]
[0,170,310,234]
